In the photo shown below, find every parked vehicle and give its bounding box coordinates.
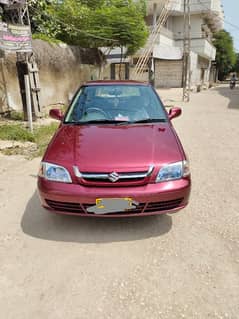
[38,81,191,217]
[230,74,237,89]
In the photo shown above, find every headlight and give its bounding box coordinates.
[156,161,190,183]
[39,162,72,183]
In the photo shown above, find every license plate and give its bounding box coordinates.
[87,198,139,214]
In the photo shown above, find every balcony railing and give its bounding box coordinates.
[167,0,223,14]
[175,37,216,60]
[174,31,213,42]
[169,0,223,30]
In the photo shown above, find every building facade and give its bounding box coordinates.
[104,0,224,89]
[146,0,224,88]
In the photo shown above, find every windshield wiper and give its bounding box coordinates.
[67,119,130,125]
[66,118,166,125]
[117,118,167,125]
[133,118,166,124]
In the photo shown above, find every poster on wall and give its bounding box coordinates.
[0,22,32,52]
[0,0,26,5]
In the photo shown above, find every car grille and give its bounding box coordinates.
[45,198,184,215]
[82,176,145,184]
[73,165,154,187]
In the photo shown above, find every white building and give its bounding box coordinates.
[104,0,224,88]
[145,0,224,88]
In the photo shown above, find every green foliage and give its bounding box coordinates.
[0,124,35,142]
[9,111,24,121]
[32,33,63,45]
[29,0,148,56]
[0,122,58,157]
[33,122,59,156]
[77,0,106,8]
[28,0,61,38]
[234,53,239,74]
[135,0,147,16]
[213,30,237,80]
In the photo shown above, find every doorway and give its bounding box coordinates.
[110,63,129,80]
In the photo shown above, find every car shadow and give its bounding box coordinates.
[21,191,173,244]
[214,85,239,110]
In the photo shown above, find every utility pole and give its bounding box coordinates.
[1,0,41,120]
[7,1,34,120]
[182,0,191,102]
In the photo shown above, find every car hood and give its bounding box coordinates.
[44,124,183,171]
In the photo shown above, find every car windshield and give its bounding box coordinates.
[64,84,167,124]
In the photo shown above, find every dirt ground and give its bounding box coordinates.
[0,84,239,319]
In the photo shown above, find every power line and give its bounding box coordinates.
[28,1,239,48]
[28,4,120,43]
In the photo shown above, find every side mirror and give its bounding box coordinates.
[49,109,64,121]
[168,107,182,120]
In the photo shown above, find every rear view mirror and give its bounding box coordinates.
[168,107,182,120]
[49,109,64,121]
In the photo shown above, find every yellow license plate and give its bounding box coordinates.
[87,198,138,214]
[96,197,134,208]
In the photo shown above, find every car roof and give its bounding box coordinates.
[84,80,150,86]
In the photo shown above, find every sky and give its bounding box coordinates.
[221,0,239,52]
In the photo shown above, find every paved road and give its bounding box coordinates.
[0,85,239,319]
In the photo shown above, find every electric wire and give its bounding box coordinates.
[27,1,120,43]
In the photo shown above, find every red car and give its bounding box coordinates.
[38,80,191,217]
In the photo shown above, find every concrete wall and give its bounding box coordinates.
[190,51,200,86]
[190,15,204,38]
[159,33,174,46]
[166,16,174,31]
[2,40,100,112]
[190,52,213,89]
[171,16,184,40]
[172,15,203,40]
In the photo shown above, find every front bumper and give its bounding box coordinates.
[38,177,191,217]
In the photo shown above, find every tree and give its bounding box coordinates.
[234,53,239,74]
[31,0,148,55]
[213,30,236,80]
[28,0,61,37]
[28,0,148,78]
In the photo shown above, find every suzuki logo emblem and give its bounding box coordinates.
[108,172,120,182]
